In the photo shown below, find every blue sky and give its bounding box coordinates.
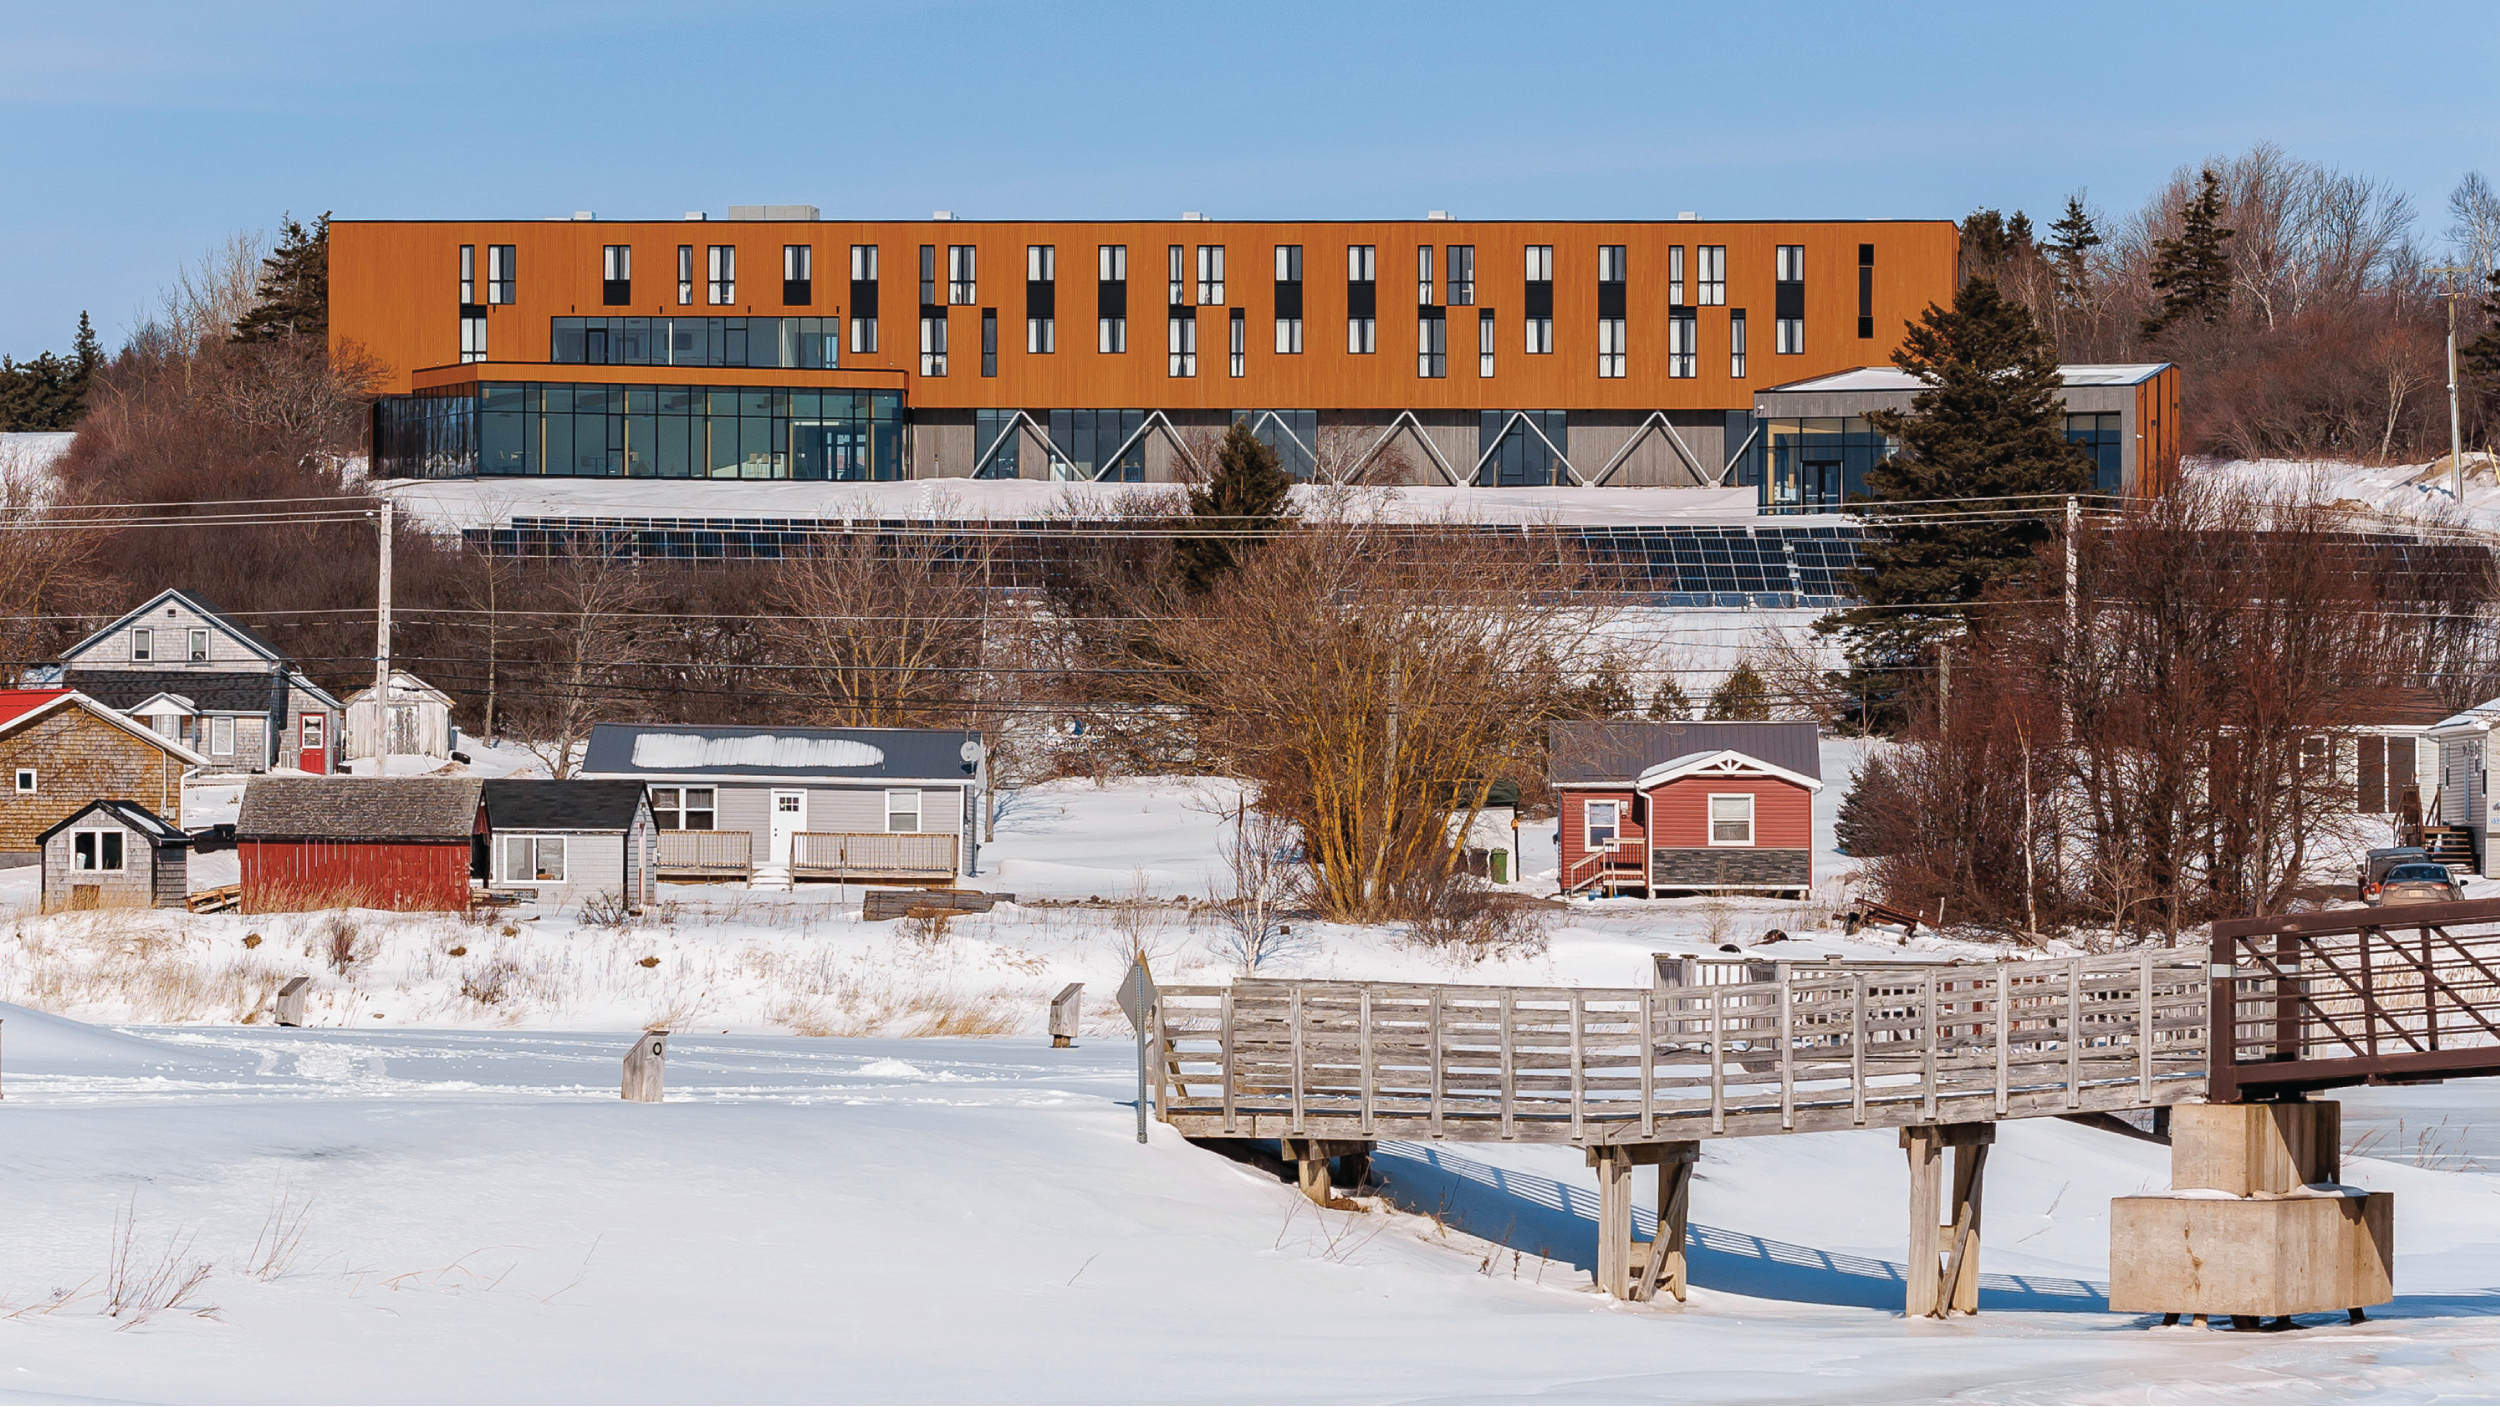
[3,0,2495,358]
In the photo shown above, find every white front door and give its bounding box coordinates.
[769,789,806,865]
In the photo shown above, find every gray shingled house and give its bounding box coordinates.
[480,779,657,910]
[576,722,983,888]
[39,799,190,910]
[59,588,344,774]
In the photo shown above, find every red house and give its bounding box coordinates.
[1549,721,1823,899]
[237,776,484,912]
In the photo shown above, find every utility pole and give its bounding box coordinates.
[1936,640,1951,739]
[2429,267,2473,502]
[2064,495,2080,637]
[375,498,393,778]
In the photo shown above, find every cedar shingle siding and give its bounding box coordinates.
[0,708,190,852]
[39,801,188,910]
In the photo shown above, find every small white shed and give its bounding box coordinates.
[345,672,455,763]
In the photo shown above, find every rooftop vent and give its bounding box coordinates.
[1182,211,1206,221]
[572,210,595,220]
[932,210,955,220]
[684,211,706,220]
[1427,210,1451,220]
[1678,211,1698,220]
[728,205,820,221]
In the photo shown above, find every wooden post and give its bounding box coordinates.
[275,975,311,1028]
[1944,1139,1989,1314]
[622,1029,668,1102]
[1903,1122,1994,1317]
[1903,1125,1944,1317]
[1048,982,1083,1047]
[1635,1142,1700,1304]
[1594,1147,1633,1299]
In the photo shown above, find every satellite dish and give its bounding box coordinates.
[959,739,985,765]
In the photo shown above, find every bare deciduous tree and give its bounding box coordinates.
[505,537,658,778]
[761,531,998,730]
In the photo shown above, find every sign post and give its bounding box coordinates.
[1116,956,1158,1144]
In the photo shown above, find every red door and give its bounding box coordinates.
[296,712,330,774]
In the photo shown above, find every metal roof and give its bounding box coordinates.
[1548,720,1823,786]
[481,779,650,832]
[237,777,483,842]
[581,722,982,781]
[1759,363,2172,395]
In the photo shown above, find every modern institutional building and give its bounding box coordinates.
[341,209,2177,506]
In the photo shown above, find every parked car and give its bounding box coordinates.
[2367,862,2463,907]
[2358,845,2432,901]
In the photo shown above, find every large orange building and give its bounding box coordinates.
[338,209,1965,493]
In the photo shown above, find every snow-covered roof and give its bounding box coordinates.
[1761,363,2171,395]
[2431,697,2500,732]
[581,722,982,782]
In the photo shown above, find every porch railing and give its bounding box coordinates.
[655,830,753,874]
[792,831,960,877]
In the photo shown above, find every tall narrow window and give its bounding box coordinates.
[1478,308,1496,376]
[601,245,632,306]
[1228,307,1245,377]
[677,245,695,304]
[1667,245,1684,306]
[458,245,476,304]
[920,313,948,375]
[1597,318,1626,378]
[459,245,486,362]
[1026,244,1056,353]
[1729,308,1747,378]
[1168,244,1187,307]
[948,245,976,304]
[1273,244,1303,353]
[1698,245,1726,305]
[1668,310,1696,378]
[1857,243,1875,339]
[487,245,516,304]
[1416,246,1435,306]
[1523,245,1553,353]
[1345,244,1376,353]
[920,245,938,308]
[188,628,208,661]
[1446,244,1475,306]
[130,627,152,661]
[850,245,879,353]
[1168,313,1197,377]
[783,244,812,305]
[706,245,735,305]
[1097,244,1127,353]
[1418,309,1446,378]
[1196,245,1224,305]
[981,308,998,376]
[1775,245,1804,354]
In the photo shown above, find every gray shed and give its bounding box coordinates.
[480,779,657,911]
[39,799,190,910]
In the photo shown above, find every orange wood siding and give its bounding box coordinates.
[2135,366,2182,498]
[334,218,1960,406]
[1643,776,1812,850]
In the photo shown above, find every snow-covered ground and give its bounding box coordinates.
[2199,455,2500,532]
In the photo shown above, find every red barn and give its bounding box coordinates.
[237,776,483,912]
[1549,721,1823,899]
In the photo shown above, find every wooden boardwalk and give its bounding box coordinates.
[1156,951,2211,1146]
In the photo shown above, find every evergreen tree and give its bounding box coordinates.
[0,312,101,431]
[2044,195,2103,303]
[1580,657,1637,719]
[2140,170,2233,341]
[1958,208,2032,285]
[232,212,332,343]
[1833,753,1900,857]
[1645,676,1691,721]
[1704,660,1771,720]
[1170,419,1295,594]
[1816,276,2090,731]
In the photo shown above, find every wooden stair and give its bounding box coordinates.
[2422,825,2478,871]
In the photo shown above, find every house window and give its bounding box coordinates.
[886,789,923,833]
[678,245,695,304]
[500,834,567,884]
[649,786,716,830]
[1168,244,1187,306]
[460,311,487,363]
[1099,316,1127,354]
[1669,310,1696,378]
[1276,316,1302,354]
[188,628,208,662]
[1228,308,1245,377]
[130,627,152,662]
[71,830,126,873]
[1168,314,1196,377]
[850,244,878,352]
[1698,245,1726,305]
[1197,244,1225,305]
[1666,245,1683,306]
[1445,244,1474,306]
[458,245,475,304]
[1709,794,1755,846]
[707,245,736,305]
[603,245,632,306]
[13,768,33,794]
[1347,316,1376,354]
[1585,800,1620,851]
[300,713,324,752]
[1730,309,1748,379]
[1416,245,1435,307]
[784,244,813,306]
[1524,244,1553,354]
[1026,245,1055,353]
[948,245,976,304]
[211,715,233,756]
[1478,309,1495,377]
[981,309,998,377]
[1598,318,1626,378]
[1775,244,1804,353]
[1098,243,1127,353]
[487,245,515,304]
[1273,243,1303,353]
[1345,244,1376,354]
[921,314,949,376]
[1418,310,1446,378]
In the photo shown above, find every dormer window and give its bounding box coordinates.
[131,628,152,662]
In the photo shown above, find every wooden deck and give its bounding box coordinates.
[1155,952,2210,1145]
[655,830,751,877]
[791,831,959,881]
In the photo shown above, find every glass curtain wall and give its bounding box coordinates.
[550,317,841,369]
[1762,416,1894,512]
[375,383,904,480]
[1240,409,1318,481]
[1045,409,1146,481]
[1476,410,1570,486]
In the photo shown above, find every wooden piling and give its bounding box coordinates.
[622,1029,668,1102]
[1903,1122,1993,1317]
[1588,1141,1699,1302]
[275,975,310,1027]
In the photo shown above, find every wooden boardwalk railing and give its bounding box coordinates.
[1156,952,2210,1145]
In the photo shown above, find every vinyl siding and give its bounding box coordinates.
[1644,777,1812,849]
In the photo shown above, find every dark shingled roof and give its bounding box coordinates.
[237,777,482,842]
[37,799,190,847]
[64,670,289,714]
[1548,720,1823,785]
[481,779,649,832]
